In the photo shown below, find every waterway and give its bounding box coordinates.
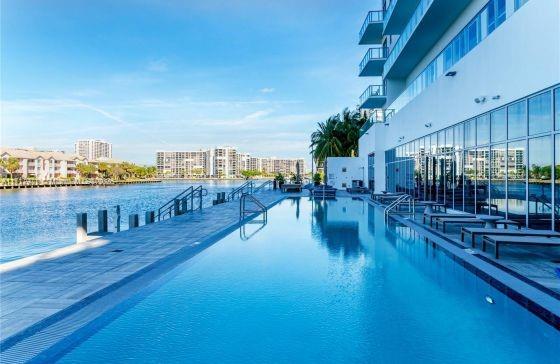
[0,180,244,263]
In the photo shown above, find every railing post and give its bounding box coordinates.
[174,199,181,216]
[76,212,88,243]
[190,192,194,212]
[115,205,121,232]
[145,211,155,224]
[98,209,108,233]
[129,214,139,228]
[199,189,203,210]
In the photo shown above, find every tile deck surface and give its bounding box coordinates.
[0,190,292,350]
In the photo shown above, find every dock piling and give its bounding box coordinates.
[98,209,108,233]
[129,214,139,228]
[76,213,88,243]
[145,211,155,224]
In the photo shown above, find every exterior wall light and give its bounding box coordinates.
[492,95,501,100]
[424,123,432,128]
[474,97,486,104]
[445,71,457,77]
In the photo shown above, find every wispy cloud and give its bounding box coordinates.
[259,87,275,94]
[146,59,168,73]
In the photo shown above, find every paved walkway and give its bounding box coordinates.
[0,190,293,353]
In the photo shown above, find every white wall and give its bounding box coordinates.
[326,157,366,190]
[358,0,560,193]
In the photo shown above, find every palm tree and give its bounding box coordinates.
[336,108,366,157]
[310,115,343,164]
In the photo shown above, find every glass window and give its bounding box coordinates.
[490,108,507,142]
[507,100,527,139]
[465,119,476,148]
[528,136,552,229]
[476,114,490,146]
[466,17,480,52]
[490,144,507,217]
[507,140,527,227]
[475,147,490,213]
[487,0,506,34]
[454,123,464,151]
[554,134,560,231]
[445,127,453,153]
[515,0,528,10]
[554,88,560,131]
[443,46,453,72]
[437,130,445,154]
[454,151,464,211]
[528,91,552,135]
[464,149,476,213]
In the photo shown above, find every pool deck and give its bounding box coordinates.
[0,190,299,357]
[373,199,560,330]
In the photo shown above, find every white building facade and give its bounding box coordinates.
[355,0,560,229]
[75,139,112,160]
[156,148,305,178]
[1,148,87,180]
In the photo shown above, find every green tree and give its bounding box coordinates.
[76,163,97,178]
[1,157,20,178]
[240,170,261,180]
[97,162,111,179]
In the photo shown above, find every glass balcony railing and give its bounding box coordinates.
[383,0,434,76]
[359,47,388,75]
[359,10,384,42]
[359,109,395,137]
[359,85,386,107]
[384,0,398,28]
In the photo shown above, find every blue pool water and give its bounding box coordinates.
[58,198,559,363]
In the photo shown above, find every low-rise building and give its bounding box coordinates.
[0,147,88,180]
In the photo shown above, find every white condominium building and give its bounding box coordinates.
[156,148,305,178]
[75,139,112,160]
[0,147,87,180]
[353,0,559,229]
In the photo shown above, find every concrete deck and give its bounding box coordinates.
[0,190,297,356]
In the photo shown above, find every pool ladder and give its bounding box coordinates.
[384,194,415,223]
[239,193,268,222]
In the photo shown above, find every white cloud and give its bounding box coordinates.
[259,87,275,94]
[146,59,168,73]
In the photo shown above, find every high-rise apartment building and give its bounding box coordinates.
[156,148,305,178]
[75,140,112,160]
[353,0,559,229]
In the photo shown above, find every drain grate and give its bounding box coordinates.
[111,249,124,253]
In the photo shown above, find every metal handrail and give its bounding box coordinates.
[253,180,273,193]
[157,185,207,221]
[384,193,414,223]
[227,181,254,201]
[240,193,268,221]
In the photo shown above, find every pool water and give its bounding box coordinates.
[58,198,559,363]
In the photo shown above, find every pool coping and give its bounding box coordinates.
[0,194,289,362]
[380,207,560,331]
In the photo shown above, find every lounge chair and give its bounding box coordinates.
[310,185,337,199]
[281,183,302,193]
[435,218,520,233]
[460,227,559,247]
[423,212,474,226]
[481,235,560,259]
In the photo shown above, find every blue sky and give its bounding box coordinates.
[1,0,379,165]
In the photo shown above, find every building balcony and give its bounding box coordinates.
[359,47,388,77]
[383,0,470,79]
[383,0,419,35]
[359,10,384,45]
[359,85,387,109]
[359,109,395,137]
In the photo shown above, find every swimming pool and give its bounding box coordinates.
[56,197,559,363]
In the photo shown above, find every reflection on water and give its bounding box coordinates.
[0,180,244,262]
[311,198,365,259]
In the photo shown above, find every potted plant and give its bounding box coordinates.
[313,173,321,186]
[274,173,285,188]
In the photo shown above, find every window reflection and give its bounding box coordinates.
[464,149,476,213]
[528,91,552,135]
[507,140,527,226]
[475,147,490,213]
[508,101,527,139]
[528,136,552,229]
[555,88,560,131]
[555,134,560,231]
[476,115,490,146]
[490,144,507,217]
[490,108,506,142]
